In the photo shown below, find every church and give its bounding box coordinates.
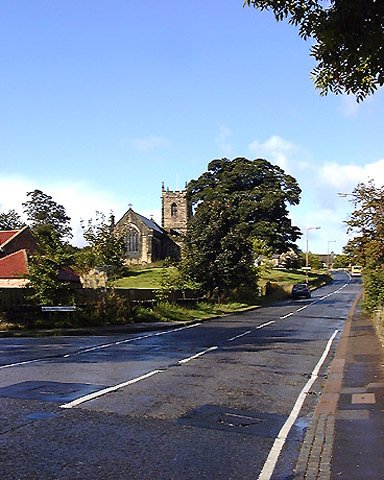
[114,184,191,265]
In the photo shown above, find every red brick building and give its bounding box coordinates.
[0,227,79,287]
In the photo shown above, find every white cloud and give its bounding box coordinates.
[339,95,360,118]
[0,176,34,213]
[338,93,376,118]
[216,126,234,156]
[248,135,309,172]
[318,158,384,190]
[247,135,384,254]
[129,135,170,153]
[0,175,124,246]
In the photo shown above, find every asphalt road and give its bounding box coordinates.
[0,271,361,480]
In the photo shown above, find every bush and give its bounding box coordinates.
[363,267,384,312]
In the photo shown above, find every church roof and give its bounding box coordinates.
[135,212,163,233]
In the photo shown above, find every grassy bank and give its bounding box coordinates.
[112,266,176,289]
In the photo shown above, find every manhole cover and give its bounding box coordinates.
[0,381,106,403]
[179,405,286,438]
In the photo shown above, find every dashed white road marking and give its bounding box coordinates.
[257,329,339,480]
[0,323,201,369]
[227,331,251,342]
[279,282,350,319]
[60,369,163,409]
[63,323,201,358]
[59,324,272,409]
[0,358,45,370]
[256,321,275,329]
[60,346,220,409]
[296,305,308,312]
[178,346,218,364]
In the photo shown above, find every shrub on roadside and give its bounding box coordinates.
[363,267,384,312]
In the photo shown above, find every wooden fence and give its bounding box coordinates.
[0,287,202,310]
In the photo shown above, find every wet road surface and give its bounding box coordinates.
[0,271,361,479]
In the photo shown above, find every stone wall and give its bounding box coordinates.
[161,187,191,236]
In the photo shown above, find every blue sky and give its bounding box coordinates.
[1,1,384,254]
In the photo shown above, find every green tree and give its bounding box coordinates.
[303,252,322,270]
[344,180,384,311]
[244,0,384,100]
[332,253,351,269]
[344,180,384,268]
[27,229,74,305]
[22,190,74,305]
[184,157,301,299]
[0,209,25,229]
[80,212,127,280]
[23,189,72,241]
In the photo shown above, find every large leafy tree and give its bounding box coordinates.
[22,189,72,241]
[184,157,301,298]
[244,0,384,100]
[0,209,25,229]
[22,190,74,305]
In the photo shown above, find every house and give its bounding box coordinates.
[114,185,192,265]
[0,226,80,287]
[0,227,37,287]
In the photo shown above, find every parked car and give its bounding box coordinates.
[291,283,311,299]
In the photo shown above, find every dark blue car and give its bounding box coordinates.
[291,283,311,299]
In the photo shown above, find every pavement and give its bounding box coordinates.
[295,292,384,480]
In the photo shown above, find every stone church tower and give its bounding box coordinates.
[161,183,191,237]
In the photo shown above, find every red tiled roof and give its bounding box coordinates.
[0,230,19,245]
[0,249,28,278]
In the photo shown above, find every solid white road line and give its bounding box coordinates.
[257,329,339,480]
[60,369,163,409]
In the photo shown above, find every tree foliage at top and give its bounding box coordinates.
[184,157,301,298]
[344,180,384,311]
[22,189,72,242]
[244,0,384,100]
[344,180,384,268]
[22,190,73,305]
[0,209,25,230]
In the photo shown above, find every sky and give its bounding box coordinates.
[1,0,384,254]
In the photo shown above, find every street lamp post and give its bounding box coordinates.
[327,240,336,270]
[306,226,321,283]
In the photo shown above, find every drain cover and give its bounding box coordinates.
[179,405,286,438]
[0,381,106,403]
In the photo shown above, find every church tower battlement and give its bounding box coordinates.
[161,183,191,237]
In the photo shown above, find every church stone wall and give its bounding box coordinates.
[161,187,191,236]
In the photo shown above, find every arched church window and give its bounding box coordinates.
[171,202,178,217]
[126,229,140,253]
